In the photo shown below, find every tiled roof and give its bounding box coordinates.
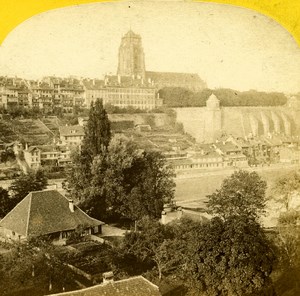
[0,190,103,237]
[48,276,161,296]
[214,142,241,152]
[59,125,84,137]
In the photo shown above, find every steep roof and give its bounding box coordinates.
[48,276,161,296]
[0,190,103,237]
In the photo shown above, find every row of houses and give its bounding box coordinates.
[0,75,163,112]
[167,135,300,171]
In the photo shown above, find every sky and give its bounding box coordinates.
[0,1,300,93]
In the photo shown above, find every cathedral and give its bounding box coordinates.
[117,30,206,91]
[117,30,146,79]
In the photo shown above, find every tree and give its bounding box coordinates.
[274,210,300,295]
[120,216,175,280]
[185,170,276,295]
[276,210,300,268]
[0,187,11,218]
[80,135,175,221]
[9,170,48,205]
[0,238,75,295]
[81,98,111,163]
[272,170,300,211]
[65,99,111,207]
[179,216,276,296]
[207,170,267,220]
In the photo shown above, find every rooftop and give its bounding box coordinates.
[0,190,103,237]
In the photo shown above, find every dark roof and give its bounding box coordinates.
[0,190,103,237]
[48,276,161,296]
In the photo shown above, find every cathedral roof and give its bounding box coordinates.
[146,71,206,90]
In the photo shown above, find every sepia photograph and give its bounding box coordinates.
[0,0,300,295]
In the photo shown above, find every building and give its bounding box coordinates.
[23,146,41,169]
[23,144,72,169]
[213,141,248,167]
[59,125,85,146]
[82,77,162,110]
[48,275,161,296]
[117,30,146,79]
[0,190,104,244]
[280,146,300,163]
[117,30,206,91]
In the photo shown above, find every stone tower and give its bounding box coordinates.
[117,30,146,79]
[205,94,222,142]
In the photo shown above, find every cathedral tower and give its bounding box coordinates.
[117,30,146,79]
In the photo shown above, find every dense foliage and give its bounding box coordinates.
[118,170,275,295]
[272,170,300,211]
[207,170,267,220]
[81,99,111,162]
[0,239,75,295]
[66,100,175,222]
[159,87,287,108]
[0,187,10,218]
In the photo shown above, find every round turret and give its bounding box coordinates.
[206,93,220,110]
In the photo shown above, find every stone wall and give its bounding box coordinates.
[175,106,300,143]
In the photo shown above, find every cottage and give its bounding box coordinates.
[0,190,104,244]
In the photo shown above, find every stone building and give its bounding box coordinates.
[117,30,146,79]
[82,76,162,110]
[176,94,300,143]
[116,30,206,91]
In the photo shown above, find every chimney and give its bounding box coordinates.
[102,271,114,284]
[69,200,74,212]
[25,143,28,150]
[117,74,121,85]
